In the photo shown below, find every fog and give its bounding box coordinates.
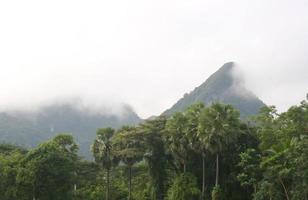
[0,0,307,118]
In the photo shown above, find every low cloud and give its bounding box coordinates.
[0,0,307,117]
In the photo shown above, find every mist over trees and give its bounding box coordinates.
[0,102,141,159]
[0,62,267,161]
[0,97,307,200]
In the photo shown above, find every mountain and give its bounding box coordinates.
[0,102,141,159]
[163,62,265,117]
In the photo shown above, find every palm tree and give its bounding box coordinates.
[164,112,190,173]
[198,103,240,187]
[92,127,115,200]
[184,103,207,199]
[113,126,144,200]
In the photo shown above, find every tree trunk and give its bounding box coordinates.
[215,154,219,187]
[278,176,290,200]
[106,168,110,200]
[202,153,206,199]
[74,171,77,193]
[33,183,36,200]
[128,166,132,200]
[183,162,186,173]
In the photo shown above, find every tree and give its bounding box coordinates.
[287,136,308,199]
[0,145,27,200]
[253,99,308,200]
[198,103,240,188]
[164,112,190,173]
[17,133,78,200]
[166,173,201,200]
[92,127,116,200]
[113,126,145,200]
[184,103,207,199]
[139,117,168,200]
[255,106,280,151]
[237,148,262,196]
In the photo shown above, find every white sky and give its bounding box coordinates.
[0,0,307,118]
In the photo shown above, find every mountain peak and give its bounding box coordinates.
[220,61,235,70]
[163,62,265,117]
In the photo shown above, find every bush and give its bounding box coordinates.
[212,185,224,200]
[166,173,200,200]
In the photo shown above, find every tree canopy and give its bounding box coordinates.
[0,97,307,200]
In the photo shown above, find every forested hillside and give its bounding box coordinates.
[0,102,141,158]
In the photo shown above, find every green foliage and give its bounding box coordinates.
[113,126,145,165]
[139,117,167,200]
[199,103,241,187]
[0,149,26,200]
[0,97,307,200]
[113,126,145,199]
[185,103,205,153]
[164,112,190,173]
[211,185,224,200]
[237,148,262,189]
[0,143,27,155]
[166,173,200,200]
[242,99,308,200]
[198,103,240,154]
[288,136,308,199]
[92,127,117,200]
[17,134,78,200]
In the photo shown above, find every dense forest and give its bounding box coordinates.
[0,97,307,200]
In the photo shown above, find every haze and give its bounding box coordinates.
[0,0,307,118]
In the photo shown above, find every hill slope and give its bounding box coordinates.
[0,102,141,159]
[163,62,265,117]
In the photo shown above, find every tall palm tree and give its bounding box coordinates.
[113,126,144,200]
[92,127,115,200]
[198,103,240,187]
[164,112,190,173]
[184,103,207,199]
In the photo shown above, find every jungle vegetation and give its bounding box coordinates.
[0,97,307,200]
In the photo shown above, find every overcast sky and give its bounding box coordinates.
[0,0,307,118]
